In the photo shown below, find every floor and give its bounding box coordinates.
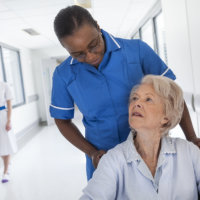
[0,111,87,200]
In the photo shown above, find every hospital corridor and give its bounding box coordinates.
[0,109,87,200]
[0,0,200,199]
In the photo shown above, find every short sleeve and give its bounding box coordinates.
[49,67,74,119]
[5,83,13,100]
[80,151,117,200]
[188,142,200,193]
[139,40,176,80]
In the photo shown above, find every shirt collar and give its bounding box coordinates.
[124,132,177,164]
[124,132,141,163]
[70,57,78,65]
[101,29,121,53]
[70,29,121,65]
[160,136,176,154]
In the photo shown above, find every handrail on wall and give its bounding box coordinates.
[194,94,200,114]
[183,92,195,112]
[184,92,200,114]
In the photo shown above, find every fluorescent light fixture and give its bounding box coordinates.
[74,0,91,8]
[22,28,40,36]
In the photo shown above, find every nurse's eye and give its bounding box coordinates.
[88,35,100,52]
[71,52,86,59]
[89,40,98,49]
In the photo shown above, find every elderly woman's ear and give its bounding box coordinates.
[161,117,171,129]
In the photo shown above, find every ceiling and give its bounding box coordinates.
[0,0,158,50]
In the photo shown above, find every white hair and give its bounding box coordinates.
[129,75,184,135]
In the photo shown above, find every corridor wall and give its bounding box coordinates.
[162,0,200,136]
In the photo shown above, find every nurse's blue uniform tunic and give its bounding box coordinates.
[50,29,176,180]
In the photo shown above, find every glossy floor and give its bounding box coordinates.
[0,113,87,200]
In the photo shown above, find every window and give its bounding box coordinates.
[132,30,140,39]
[154,12,168,64]
[0,46,25,107]
[0,51,4,81]
[140,19,155,50]
[131,10,168,65]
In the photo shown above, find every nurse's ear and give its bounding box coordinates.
[95,21,101,32]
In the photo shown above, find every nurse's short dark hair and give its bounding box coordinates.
[54,5,98,40]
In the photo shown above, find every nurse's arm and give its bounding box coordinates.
[54,119,106,167]
[180,101,200,148]
[5,100,12,131]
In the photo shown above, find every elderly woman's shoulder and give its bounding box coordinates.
[104,140,130,163]
[167,136,200,155]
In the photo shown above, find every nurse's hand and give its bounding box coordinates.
[91,150,106,169]
[5,121,11,131]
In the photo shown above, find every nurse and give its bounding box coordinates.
[50,5,200,180]
[0,81,17,183]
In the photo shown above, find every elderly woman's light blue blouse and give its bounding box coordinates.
[80,133,200,200]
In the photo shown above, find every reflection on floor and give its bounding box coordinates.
[0,112,87,200]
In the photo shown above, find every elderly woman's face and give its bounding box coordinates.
[60,24,105,67]
[129,84,168,133]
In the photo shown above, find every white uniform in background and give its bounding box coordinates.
[0,81,17,156]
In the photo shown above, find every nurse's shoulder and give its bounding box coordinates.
[116,37,150,54]
[115,37,141,49]
[115,37,142,63]
[53,56,77,85]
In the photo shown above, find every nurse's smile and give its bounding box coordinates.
[60,24,105,68]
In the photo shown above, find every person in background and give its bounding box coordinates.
[80,75,200,200]
[50,5,200,180]
[0,81,17,183]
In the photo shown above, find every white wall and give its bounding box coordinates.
[161,0,199,136]
[31,45,67,123]
[161,0,194,92]
[186,0,200,135]
[33,45,68,59]
[0,36,40,135]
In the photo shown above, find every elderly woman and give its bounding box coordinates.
[80,75,200,200]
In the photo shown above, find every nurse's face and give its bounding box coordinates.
[60,24,105,68]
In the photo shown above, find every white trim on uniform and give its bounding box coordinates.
[70,57,74,65]
[108,33,121,48]
[161,68,169,76]
[50,104,74,110]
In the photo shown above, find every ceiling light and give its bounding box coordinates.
[22,28,40,36]
[74,0,91,8]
